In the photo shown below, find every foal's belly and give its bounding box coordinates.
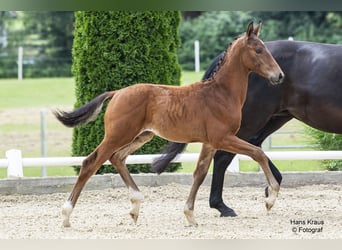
[147,126,209,144]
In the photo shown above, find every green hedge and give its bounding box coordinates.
[71,11,181,174]
[306,128,342,171]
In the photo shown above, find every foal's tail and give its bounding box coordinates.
[53,91,115,127]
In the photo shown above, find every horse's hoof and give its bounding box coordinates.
[211,201,238,217]
[220,209,238,217]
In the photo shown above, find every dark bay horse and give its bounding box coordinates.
[151,39,342,217]
[54,22,284,227]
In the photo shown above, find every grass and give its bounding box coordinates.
[0,73,326,178]
[0,78,75,108]
[0,78,76,178]
[180,70,205,85]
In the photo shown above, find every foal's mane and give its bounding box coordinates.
[203,33,244,82]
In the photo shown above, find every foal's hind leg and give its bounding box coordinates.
[62,138,116,227]
[110,131,154,223]
[184,144,216,226]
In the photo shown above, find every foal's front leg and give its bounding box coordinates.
[218,135,281,211]
[184,144,216,226]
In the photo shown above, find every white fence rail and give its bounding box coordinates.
[1,149,342,178]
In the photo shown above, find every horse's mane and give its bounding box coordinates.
[203,34,243,82]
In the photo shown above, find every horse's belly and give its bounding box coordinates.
[290,104,342,134]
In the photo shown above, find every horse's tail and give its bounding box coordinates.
[53,91,116,127]
[151,142,187,174]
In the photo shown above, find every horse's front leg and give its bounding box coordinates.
[184,144,216,226]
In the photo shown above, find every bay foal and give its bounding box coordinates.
[54,22,284,227]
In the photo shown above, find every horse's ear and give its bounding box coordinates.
[254,22,262,36]
[246,21,254,37]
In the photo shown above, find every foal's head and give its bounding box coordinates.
[238,22,284,85]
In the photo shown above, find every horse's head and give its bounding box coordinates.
[240,22,284,85]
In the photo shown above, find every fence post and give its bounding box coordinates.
[6,149,23,178]
[228,155,240,172]
[40,109,47,177]
[194,40,200,72]
[18,46,23,80]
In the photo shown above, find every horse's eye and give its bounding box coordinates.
[255,48,263,54]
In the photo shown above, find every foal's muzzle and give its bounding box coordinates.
[269,72,284,85]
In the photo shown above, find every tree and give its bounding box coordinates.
[178,11,342,70]
[250,11,342,43]
[23,12,74,59]
[22,11,74,77]
[72,11,181,174]
[0,11,21,78]
[0,12,7,48]
[178,11,253,70]
[0,11,74,78]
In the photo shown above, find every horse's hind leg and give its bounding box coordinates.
[62,138,116,227]
[110,131,154,223]
[184,144,216,226]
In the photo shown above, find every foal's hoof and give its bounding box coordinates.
[265,202,274,212]
[62,220,71,228]
[186,218,199,227]
[264,186,278,212]
[184,209,198,227]
[129,212,139,224]
[188,221,199,227]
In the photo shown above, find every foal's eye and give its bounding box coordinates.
[255,48,263,54]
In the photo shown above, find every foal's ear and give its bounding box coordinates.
[253,22,262,36]
[246,21,254,37]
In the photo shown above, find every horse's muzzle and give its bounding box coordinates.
[269,72,285,85]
